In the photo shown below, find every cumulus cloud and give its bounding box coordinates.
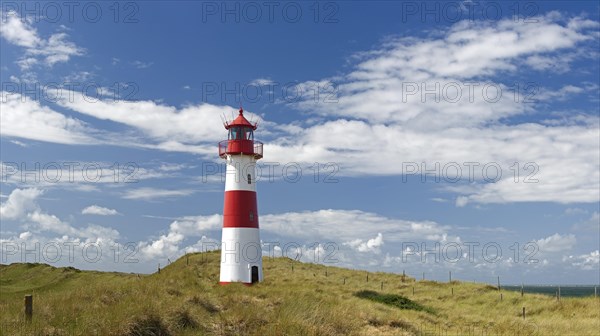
[1,188,119,240]
[137,214,222,258]
[535,233,576,253]
[0,187,42,219]
[81,205,120,216]
[566,250,599,270]
[345,233,384,253]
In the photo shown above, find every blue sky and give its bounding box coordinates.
[1,1,599,285]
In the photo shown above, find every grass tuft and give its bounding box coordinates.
[188,295,221,314]
[169,309,198,330]
[354,290,435,314]
[122,313,171,336]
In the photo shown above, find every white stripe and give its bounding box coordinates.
[220,227,263,283]
[224,154,257,192]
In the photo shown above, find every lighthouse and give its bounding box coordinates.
[218,108,263,284]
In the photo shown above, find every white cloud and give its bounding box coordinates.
[139,231,184,259]
[455,196,469,207]
[9,140,29,147]
[567,250,599,270]
[132,60,153,69]
[0,12,40,47]
[55,90,245,145]
[122,187,195,200]
[137,214,222,258]
[1,188,119,240]
[0,11,84,68]
[535,233,576,253]
[81,205,120,216]
[565,207,588,215]
[267,14,599,205]
[345,233,384,253]
[250,78,275,86]
[261,209,451,243]
[0,188,42,219]
[0,92,97,145]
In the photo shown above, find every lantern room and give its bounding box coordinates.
[219,108,263,159]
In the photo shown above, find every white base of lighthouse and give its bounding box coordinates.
[219,227,263,284]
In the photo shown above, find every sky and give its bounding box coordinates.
[0,1,599,285]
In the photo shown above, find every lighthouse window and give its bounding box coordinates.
[245,129,253,140]
[247,174,252,184]
[229,127,242,140]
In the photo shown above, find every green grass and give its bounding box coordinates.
[1,251,599,335]
[354,290,435,314]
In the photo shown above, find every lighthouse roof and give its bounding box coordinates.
[224,108,257,130]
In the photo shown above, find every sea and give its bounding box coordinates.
[501,285,599,298]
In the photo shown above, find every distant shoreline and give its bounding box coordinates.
[501,285,599,297]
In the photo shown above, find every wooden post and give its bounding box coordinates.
[158,263,160,274]
[595,286,597,298]
[186,254,189,266]
[402,269,405,282]
[522,307,525,319]
[500,293,503,301]
[343,277,346,285]
[412,286,415,295]
[521,283,524,297]
[449,271,452,282]
[366,273,369,282]
[497,276,500,291]
[558,286,561,302]
[422,272,425,281]
[292,265,294,272]
[381,281,383,290]
[24,295,32,321]
[451,287,454,296]
[325,270,328,277]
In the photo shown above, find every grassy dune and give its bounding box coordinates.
[1,251,598,335]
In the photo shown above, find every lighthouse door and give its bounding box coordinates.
[251,266,259,283]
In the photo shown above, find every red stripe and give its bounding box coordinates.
[223,190,259,228]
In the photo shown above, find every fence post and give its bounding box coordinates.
[24,295,32,321]
[521,283,524,297]
[558,286,561,302]
[186,254,189,266]
[412,286,415,295]
[381,281,383,290]
[500,293,503,301]
[595,286,597,298]
[158,263,161,274]
[451,287,454,296]
[343,277,346,285]
[402,269,405,282]
[449,271,452,282]
[497,276,500,291]
[366,273,369,282]
[522,307,525,319]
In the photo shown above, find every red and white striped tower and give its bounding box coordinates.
[218,108,263,285]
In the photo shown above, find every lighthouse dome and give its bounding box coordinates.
[224,108,257,130]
